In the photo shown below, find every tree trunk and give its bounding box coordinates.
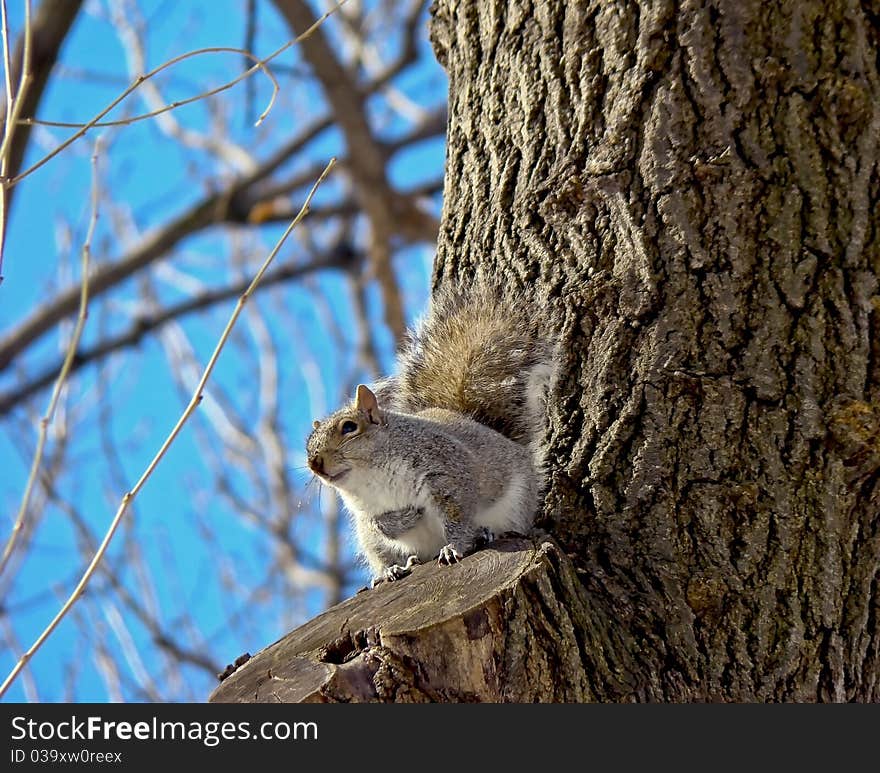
[211,0,880,701]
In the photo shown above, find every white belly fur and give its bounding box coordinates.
[341,466,447,561]
[391,510,446,559]
[474,472,530,534]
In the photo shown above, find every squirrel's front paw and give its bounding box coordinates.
[437,544,463,565]
[373,555,419,586]
[383,563,411,582]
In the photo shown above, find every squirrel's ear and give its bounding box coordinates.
[356,384,383,425]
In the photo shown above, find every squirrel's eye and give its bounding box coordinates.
[340,420,358,436]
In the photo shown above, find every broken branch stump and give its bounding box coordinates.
[208,537,601,702]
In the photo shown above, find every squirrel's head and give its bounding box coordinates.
[305,384,386,490]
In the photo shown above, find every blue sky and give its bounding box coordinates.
[0,0,446,701]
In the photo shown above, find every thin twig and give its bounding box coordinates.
[0,157,336,699]
[0,0,30,163]
[9,1,346,186]
[0,0,12,281]
[1,1,15,136]
[0,136,101,580]
[0,0,32,277]
[0,616,38,701]
[10,46,276,184]
[23,48,276,136]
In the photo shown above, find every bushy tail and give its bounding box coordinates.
[392,283,557,454]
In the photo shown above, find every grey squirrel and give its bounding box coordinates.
[306,282,557,586]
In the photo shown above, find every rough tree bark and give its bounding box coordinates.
[211,0,880,702]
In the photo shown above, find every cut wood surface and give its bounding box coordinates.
[208,538,600,702]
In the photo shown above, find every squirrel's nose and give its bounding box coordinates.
[308,454,324,475]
